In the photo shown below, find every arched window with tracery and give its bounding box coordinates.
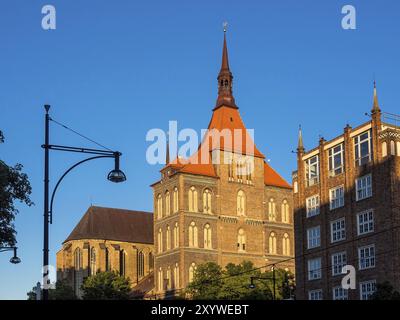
[157,194,162,219]
[269,232,277,255]
[90,247,96,275]
[138,251,145,278]
[268,198,276,221]
[203,223,212,249]
[203,189,212,213]
[165,191,171,216]
[189,262,196,283]
[237,228,246,251]
[283,233,290,256]
[237,190,246,216]
[188,186,198,212]
[188,222,198,247]
[173,187,179,213]
[281,200,289,223]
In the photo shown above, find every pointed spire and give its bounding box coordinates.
[297,125,305,153]
[214,23,237,110]
[371,80,381,113]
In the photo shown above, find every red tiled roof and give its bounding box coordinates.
[264,162,292,189]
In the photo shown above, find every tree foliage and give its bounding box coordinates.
[0,130,33,247]
[81,271,131,300]
[186,261,294,300]
[370,281,400,300]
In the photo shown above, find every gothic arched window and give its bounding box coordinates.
[138,251,145,278]
[158,228,163,253]
[203,189,212,213]
[283,233,290,256]
[268,198,276,221]
[269,232,277,255]
[173,222,179,248]
[237,228,246,251]
[189,262,196,283]
[166,225,171,250]
[188,222,198,247]
[173,187,179,213]
[165,191,171,216]
[237,190,246,216]
[119,250,126,277]
[174,263,179,289]
[188,186,198,212]
[281,200,289,223]
[382,141,388,157]
[203,223,212,249]
[157,194,163,220]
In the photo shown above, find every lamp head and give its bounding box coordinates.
[10,248,21,264]
[107,152,126,183]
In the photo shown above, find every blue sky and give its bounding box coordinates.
[1,0,399,299]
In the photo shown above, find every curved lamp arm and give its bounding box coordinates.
[49,155,113,224]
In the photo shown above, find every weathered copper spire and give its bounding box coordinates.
[371,80,381,113]
[214,25,237,110]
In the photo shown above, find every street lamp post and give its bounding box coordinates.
[249,265,277,300]
[41,105,126,300]
[0,246,21,264]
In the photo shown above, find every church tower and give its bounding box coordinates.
[151,30,294,296]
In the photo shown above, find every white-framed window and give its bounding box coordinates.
[293,181,298,194]
[307,226,321,249]
[305,155,319,186]
[308,289,323,300]
[359,245,375,270]
[306,195,320,217]
[333,286,349,300]
[360,280,376,300]
[329,185,344,210]
[331,251,347,276]
[308,258,322,280]
[354,130,372,166]
[356,174,372,201]
[357,209,374,235]
[331,218,346,243]
[329,144,344,176]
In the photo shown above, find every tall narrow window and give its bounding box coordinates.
[268,198,276,221]
[188,222,198,247]
[165,191,171,216]
[305,155,319,186]
[281,200,289,223]
[90,247,96,276]
[105,247,110,272]
[246,158,253,182]
[356,174,372,201]
[138,251,144,278]
[237,190,246,216]
[173,222,179,248]
[119,250,126,277]
[237,228,246,252]
[328,144,344,176]
[188,263,196,283]
[157,194,162,219]
[174,263,179,288]
[74,248,83,296]
[158,267,163,292]
[269,232,277,254]
[390,140,396,155]
[158,228,163,253]
[397,142,400,156]
[149,252,154,270]
[166,226,171,250]
[203,224,212,249]
[228,153,234,180]
[306,195,320,217]
[282,233,290,256]
[329,185,344,210]
[354,130,372,166]
[173,187,179,213]
[203,189,212,213]
[188,187,198,212]
[382,142,388,157]
[307,226,321,249]
[166,266,171,290]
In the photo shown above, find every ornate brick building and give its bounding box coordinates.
[151,32,294,295]
[293,83,400,300]
[56,206,154,298]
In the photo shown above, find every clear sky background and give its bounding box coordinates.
[1,0,399,299]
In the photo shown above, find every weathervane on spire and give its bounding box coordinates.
[223,21,228,33]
